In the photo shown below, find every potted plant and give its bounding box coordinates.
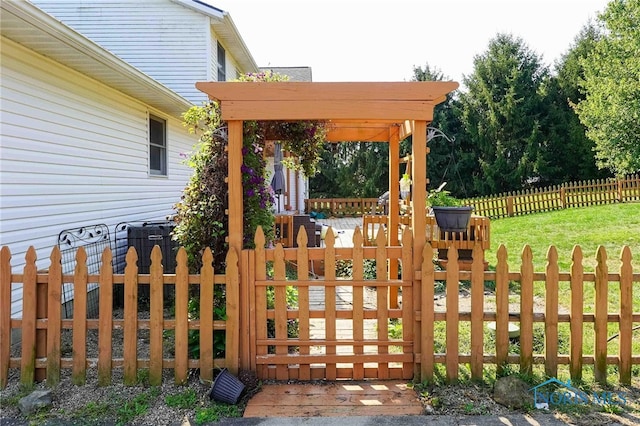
[399,173,412,200]
[427,182,473,233]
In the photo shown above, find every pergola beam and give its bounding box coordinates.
[196,81,459,102]
[217,100,435,121]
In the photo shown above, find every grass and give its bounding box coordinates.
[486,203,640,272]
[480,202,640,386]
[414,203,640,393]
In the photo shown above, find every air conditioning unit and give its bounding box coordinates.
[127,223,178,274]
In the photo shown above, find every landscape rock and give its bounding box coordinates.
[18,390,52,415]
[493,376,534,409]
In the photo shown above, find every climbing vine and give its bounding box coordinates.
[173,71,328,272]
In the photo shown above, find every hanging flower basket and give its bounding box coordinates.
[431,206,474,233]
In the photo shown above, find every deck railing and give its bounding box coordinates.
[305,198,383,217]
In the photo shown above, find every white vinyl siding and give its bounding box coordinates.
[0,38,195,318]
[32,0,211,104]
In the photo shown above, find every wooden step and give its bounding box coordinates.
[243,381,423,417]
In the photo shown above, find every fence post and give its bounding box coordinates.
[1,247,12,389]
[560,187,566,208]
[225,248,240,375]
[617,179,623,202]
[506,195,514,217]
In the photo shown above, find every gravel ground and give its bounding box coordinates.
[2,295,638,425]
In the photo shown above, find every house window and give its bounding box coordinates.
[149,115,167,176]
[217,41,226,81]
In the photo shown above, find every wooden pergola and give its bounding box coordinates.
[195,80,458,272]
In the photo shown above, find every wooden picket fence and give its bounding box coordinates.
[2,231,639,388]
[465,174,640,219]
[417,243,639,385]
[0,245,239,389]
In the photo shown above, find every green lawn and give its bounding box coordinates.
[486,203,640,273]
[481,202,640,385]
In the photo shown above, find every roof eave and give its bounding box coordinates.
[1,1,192,118]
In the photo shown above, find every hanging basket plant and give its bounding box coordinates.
[427,182,473,233]
[173,71,328,272]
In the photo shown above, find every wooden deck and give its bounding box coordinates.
[318,216,363,247]
[243,381,423,417]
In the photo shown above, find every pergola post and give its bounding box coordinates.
[411,120,428,268]
[388,125,400,308]
[227,119,243,374]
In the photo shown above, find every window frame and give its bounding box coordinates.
[217,41,226,82]
[149,114,167,176]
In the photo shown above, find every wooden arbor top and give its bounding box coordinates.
[195,81,459,262]
[196,81,458,142]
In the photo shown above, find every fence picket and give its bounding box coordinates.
[149,246,164,386]
[175,248,189,384]
[273,243,288,380]
[0,247,11,389]
[401,228,414,380]
[72,247,88,385]
[618,246,633,385]
[20,247,37,385]
[569,246,584,382]
[297,229,311,380]
[545,246,559,378]
[254,228,267,379]
[470,243,484,380]
[46,247,62,386]
[519,245,534,377]
[324,228,337,380]
[123,247,138,386]
[594,246,608,385]
[445,246,459,383]
[352,227,365,380]
[495,245,509,376]
[375,229,389,379]
[199,248,214,382]
[97,248,113,386]
[420,244,435,381]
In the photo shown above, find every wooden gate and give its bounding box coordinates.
[250,226,414,381]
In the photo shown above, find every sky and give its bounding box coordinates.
[207,0,610,84]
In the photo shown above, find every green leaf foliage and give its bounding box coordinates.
[575,0,640,175]
[459,33,548,195]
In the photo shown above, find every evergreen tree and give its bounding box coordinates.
[540,23,611,184]
[411,64,477,197]
[460,34,548,195]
